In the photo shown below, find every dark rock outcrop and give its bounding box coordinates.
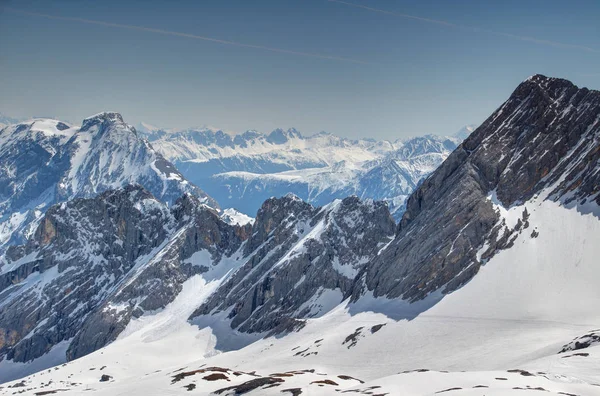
[354,74,600,302]
[0,185,246,364]
[191,194,395,334]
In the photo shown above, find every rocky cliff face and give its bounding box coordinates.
[0,185,245,364]
[0,184,393,365]
[0,112,218,254]
[191,194,395,334]
[353,74,600,302]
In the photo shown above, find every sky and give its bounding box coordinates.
[0,0,599,139]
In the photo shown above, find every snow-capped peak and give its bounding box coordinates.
[220,208,255,226]
[0,112,219,253]
[80,111,128,133]
[266,127,303,144]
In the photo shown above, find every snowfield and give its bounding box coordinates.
[1,196,599,395]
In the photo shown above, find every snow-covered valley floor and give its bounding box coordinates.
[1,198,599,395]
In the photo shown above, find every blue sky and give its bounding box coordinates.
[0,0,598,139]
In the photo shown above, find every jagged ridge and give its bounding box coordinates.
[0,112,218,253]
[0,185,245,364]
[355,74,600,302]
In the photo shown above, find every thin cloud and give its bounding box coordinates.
[4,7,372,65]
[329,0,600,54]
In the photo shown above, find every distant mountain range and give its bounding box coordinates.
[139,124,471,217]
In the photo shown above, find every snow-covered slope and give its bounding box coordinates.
[1,197,599,395]
[0,113,218,252]
[0,187,394,383]
[145,125,462,217]
[357,74,600,303]
[0,185,245,381]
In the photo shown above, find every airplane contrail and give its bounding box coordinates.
[328,0,600,54]
[4,7,372,65]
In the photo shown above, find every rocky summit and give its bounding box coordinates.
[0,185,244,364]
[191,194,395,335]
[0,112,218,254]
[355,74,600,302]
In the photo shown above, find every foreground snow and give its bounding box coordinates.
[1,197,598,395]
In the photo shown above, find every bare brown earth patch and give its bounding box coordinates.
[311,379,339,386]
[172,367,230,383]
[507,369,535,376]
[281,388,303,395]
[270,373,295,377]
[213,377,284,394]
[203,373,229,381]
[337,375,364,383]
